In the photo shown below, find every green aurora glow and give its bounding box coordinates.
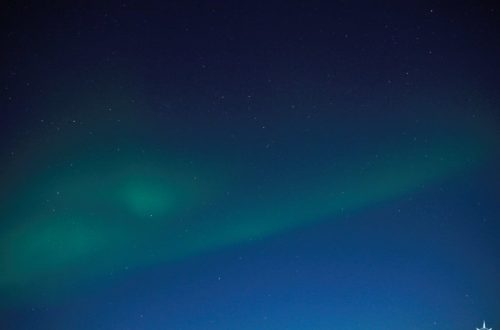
[0,100,496,304]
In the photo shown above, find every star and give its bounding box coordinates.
[477,321,492,330]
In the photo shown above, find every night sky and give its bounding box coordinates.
[1,2,499,329]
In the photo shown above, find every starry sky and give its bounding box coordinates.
[0,2,499,329]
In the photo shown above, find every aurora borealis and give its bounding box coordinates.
[1,2,500,329]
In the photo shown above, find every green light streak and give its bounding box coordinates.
[0,122,494,304]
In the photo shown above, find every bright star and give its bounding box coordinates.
[477,321,492,330]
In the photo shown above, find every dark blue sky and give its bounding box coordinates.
[1,1,499,329]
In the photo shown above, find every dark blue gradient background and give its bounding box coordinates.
[1,2,499,329]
